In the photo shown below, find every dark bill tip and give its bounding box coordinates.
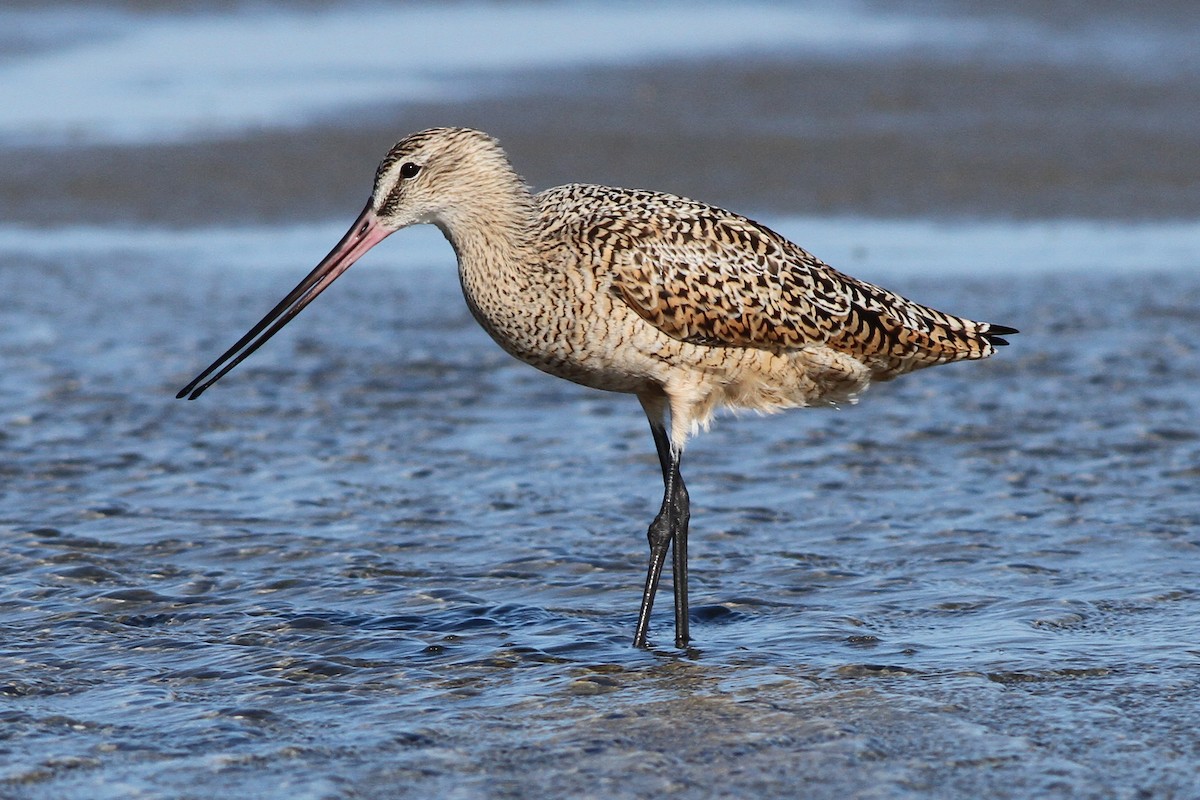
[176,199,387,400]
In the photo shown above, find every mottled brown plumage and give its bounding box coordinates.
[543,183,1011,392]
[180,127,1015,649]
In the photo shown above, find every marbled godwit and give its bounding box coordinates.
[179,127,1015,649]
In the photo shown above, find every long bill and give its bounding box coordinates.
[177,199,391,400]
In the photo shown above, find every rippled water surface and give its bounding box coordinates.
[4,253,1199,797]
[3,1,1200,797]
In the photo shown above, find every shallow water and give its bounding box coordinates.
[3,250,1199,797]
[3,1,1200,797]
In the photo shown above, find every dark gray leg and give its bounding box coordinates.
[633,418,691,649]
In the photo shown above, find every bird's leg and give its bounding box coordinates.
[633,422,672,647]
[667,444,690,649]
[633,417,691,649]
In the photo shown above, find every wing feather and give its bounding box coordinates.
[539,184,1013,375]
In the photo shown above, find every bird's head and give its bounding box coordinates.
[369,127,519,233]
[177,127,514,400]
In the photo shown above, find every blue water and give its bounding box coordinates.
[4,251,1199,797]
[2,2,1199,798]
[1,1,1195,146]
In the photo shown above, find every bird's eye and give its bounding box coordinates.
[399,162,421,179]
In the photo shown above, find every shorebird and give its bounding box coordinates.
[179,127,1015,649]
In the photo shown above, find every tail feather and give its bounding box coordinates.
[981,323,1018,348]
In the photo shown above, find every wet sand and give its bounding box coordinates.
[3,3,1200,226]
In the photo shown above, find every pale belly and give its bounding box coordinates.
[458,258,871,413]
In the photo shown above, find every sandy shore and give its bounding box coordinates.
[2,3,1198,228]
